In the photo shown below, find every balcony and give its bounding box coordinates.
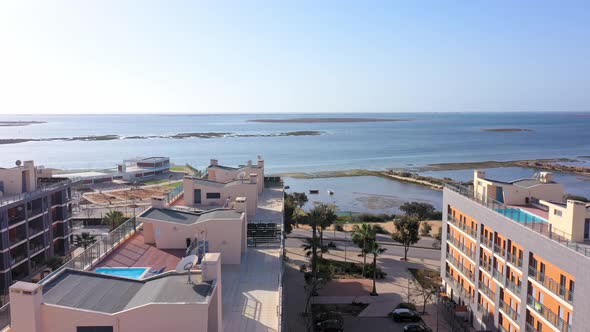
[479,258,492,273]
[481,236,493,250]
[446,184,590,258]
[447,236,476,261]
[525,322,540,332]
[478,281,495,300]
[492,268,505,284]
[447,254,475,281]
[477,304,494,324]
[527,295,572,332]
[499,299,519,321]
[445,271,474,300]
[7,204,26,227]
[448,214,477,239]
[493,243,506,257]
[506,252,523,268]
[505,278,522,295]
[528,266,573,303]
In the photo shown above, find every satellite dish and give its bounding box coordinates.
[15,160,22,166]
[175,254,198,284]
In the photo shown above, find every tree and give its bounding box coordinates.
[314,204,337,259]
[283,193,296,234]
[351,223,376,276]
[301,237,328,257]
[391,216,421,260]
[399,202,436,221]
[74,232,97,250]
[369,241,386,296]
[420,222,432,236]
[413,281,437,314]
[292,192,308,209]
[103,210,125,230]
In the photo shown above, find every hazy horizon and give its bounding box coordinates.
[1,1,589,115]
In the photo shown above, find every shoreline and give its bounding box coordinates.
[248,117,411,123]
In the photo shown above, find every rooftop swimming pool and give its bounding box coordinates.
[95,267,149,279]
[495,208,547,223]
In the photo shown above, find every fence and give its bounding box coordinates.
[163,184,183,205]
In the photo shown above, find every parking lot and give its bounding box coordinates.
[344,317,430,332]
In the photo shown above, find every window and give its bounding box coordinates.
[206,192,221,199]
[77,327,113,332]
[554,209,562,217]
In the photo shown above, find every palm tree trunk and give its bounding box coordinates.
[319,229,323,259]
[311,225,318,279]
[371,253,377,296]
[361,238,366,276]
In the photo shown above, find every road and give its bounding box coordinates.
[288,227,441,262]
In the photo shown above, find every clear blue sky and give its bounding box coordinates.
[1,1,589,114]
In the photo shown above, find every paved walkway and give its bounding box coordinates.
[222,246,281,332]
[252,187,283,224]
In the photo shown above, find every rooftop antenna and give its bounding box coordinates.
[175,254,198,284]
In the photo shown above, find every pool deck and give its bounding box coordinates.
[94,232,185,272]
[508,204,549,220]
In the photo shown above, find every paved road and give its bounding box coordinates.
[288,228,441,262]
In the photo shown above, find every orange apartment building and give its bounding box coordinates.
[442,171,590,332]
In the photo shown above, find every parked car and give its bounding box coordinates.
[396,302,417,311]
[391,308,421,322]
[403,323,432,332]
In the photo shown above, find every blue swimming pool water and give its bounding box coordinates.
[95,267,148,279]
[495,208,547,223]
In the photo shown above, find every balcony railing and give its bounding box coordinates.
[479,258,492,273]
[0,177,79,208]
[478,281,495,300]
[494,243,506,257]
[527,295,572,332]
[481,236,493,250]
[528,266,574,303]
[506,251,523,268]
[499,299,519,321]
[445,271,474,300]
[492,268,505,284]
[447,236,476,260]
[448,214,477,239]
[477,304,495,324]
[505,278,522,295]
[446,183,590,258]
[525,322,540,332]
[447,254,474,281]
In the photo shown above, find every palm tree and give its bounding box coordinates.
[74,232,97,250]
[351,223,376,276]
[103,210,125,230]
[314,204,337,259]
[369,241,386,296]
[301,237,328,258]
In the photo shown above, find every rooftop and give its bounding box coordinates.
[139,207,243,225]
[185,177,253,187]
[43,269,212,313]
[138,157,169,163]
[483,177,555,188]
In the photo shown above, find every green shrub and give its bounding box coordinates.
[373,224,389,234]
[420,222,432,236]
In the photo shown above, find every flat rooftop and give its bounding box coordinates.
[139,207,243,225]
[43,269,212,313]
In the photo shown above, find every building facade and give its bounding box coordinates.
[0,161,74,291]
[441,171,590,332]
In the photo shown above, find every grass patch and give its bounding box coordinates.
[170,165,188,172]
[311,303,368,317]
[140,179,168,185]
[319,258,386,279]
[408,268,441,289]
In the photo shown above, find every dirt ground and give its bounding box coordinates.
[83,185,176,205]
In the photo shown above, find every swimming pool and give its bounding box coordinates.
[95,267,149,279]
[495,208,547,223]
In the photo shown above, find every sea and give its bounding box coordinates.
[1,113,589,212]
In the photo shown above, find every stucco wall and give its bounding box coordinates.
[40,302,209,332]
[183,178,258,217]
[140,216,245,264]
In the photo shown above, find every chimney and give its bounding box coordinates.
[257,158,264,168]
[474,170,486,180]
[249,173,258,184]
[234,197,247,214]
[10,281,43,332]
[151,196,165,209]
[201,252,221,282]
[539,172,553,183]
[247,160,252,166]
[210,159,218,166]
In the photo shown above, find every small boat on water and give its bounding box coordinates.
[327,189,334,195]
[309,189,319,194]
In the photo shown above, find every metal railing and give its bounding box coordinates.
[525,322,540,332]
[505,278,522,295]
[446,184,590,258]
[499,299,519,321]
[0,178,79,208]
[492,268,505,284]
[478,281,495,300]
[447,254,474,281]
[481,236,493,250]
[528,266,574,303]
[447,214,477,239]
[163,184,183,205]
[479,258,492,273]
[527,295,572,332]
[447,236,476,260]
[506,252,523,268]
[493,243,505,257]
[445,271,474,300]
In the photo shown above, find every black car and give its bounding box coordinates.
[403,323,432,332]
[391,308,421,322]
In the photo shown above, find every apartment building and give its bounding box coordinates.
[207,158,264,194]
[0,161,74,292]
[442,171,590,332]
[182,177,258,217]
[57,157,170,185]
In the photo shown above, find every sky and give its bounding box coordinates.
[0,1,589,115]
